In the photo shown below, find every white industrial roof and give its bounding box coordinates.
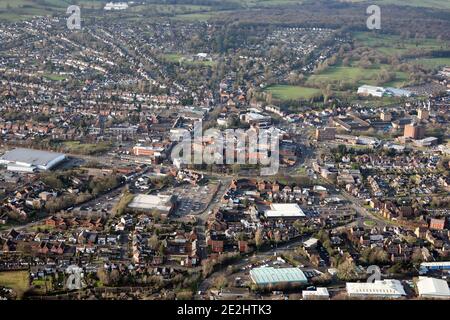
[346,280,406,297]
[417,277,450,298]
[302,287,329,298]
[265,203,305,218]
[303,238,319,248]
[128,194,174,212]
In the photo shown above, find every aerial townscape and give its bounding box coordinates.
[0,0,449,303]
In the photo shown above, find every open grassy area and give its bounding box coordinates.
[131,3,212,14]
[0,271,30,299]
[43,73,66,81]
[354,32,449,57]
[306,63,409,88]
[345,0,450,10]
[364,220,375,228]
[62,141,112,155]
[265,85,322,100]
[172,11,220,22]
[0,0,108,21]
[375,0,450,10]
[410,57,450,69]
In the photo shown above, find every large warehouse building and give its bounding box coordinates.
[346,279,406,298]
[417,277,450,299]
[0,148,66,172]
[128,193,176,217]
[250,267,308,287]
[264,203,306,220]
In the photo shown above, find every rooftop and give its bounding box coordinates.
[128,194,175,212]
[417,277,450,298]
[346,280,406,297]
[250,267,308,285]
[0,148,66,169]
[265,203,305,218]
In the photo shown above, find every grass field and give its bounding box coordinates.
[62,141,112,155]
[172,11,220,22]
[345,0,450,10]
[265,85,322,100]
[410,57,450,69]
[0,271,30,299]
[0,0,105,21]
[354,32,449,57]
[131,4,212,14]
[364,220,376,227]
[306,63,409,88]
[375,0,450,10]
[44,73,66,81]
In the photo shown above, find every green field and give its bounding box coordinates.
[306,64,409,88]
[62,141,112,155]
[172,11,220,22]
[376,0,450,10]
[0,271,30,299]
[0,0,104,21]
[265,85,322,100]
[131,4,212,14]
[364,220,376,227]
[345,0,450,10]
[354,32,449,57]
[410,57,450,69]
[44,73,66,81]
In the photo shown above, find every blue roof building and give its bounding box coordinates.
[250,267,308,287]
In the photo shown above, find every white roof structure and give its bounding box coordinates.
[265,203,305,219]
[420,261,450,269]
[357,85,386,97]
[303,238,318,248]
[0,148,66,171]
[128,194,175,214]
[302,287,330,300]
[417,277,450,299]
[104,2,129,10]
[346,280,406,298]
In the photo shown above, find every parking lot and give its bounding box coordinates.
[168,182,220,217]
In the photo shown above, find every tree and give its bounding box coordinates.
[110,269,121,286]
[202,259,215,278]
[176,290,193,300]
[213,275,229,289]
[411,248,423,264]
[255,228,264,249]
[97,267,110,286]
[148,235,159,250]
[337,260,358,281]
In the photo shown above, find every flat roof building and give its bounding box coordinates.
[420,261,450,273]
[104,2,129,10]
[128,194,176,217]
[346,280,406,298]
[417,277,450,299]
[357,85,385,98]
[0,148,66,172]
[302,287,330,300]
[250,267,308,287]
[265,203,306,220]
[385,87,413,98]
